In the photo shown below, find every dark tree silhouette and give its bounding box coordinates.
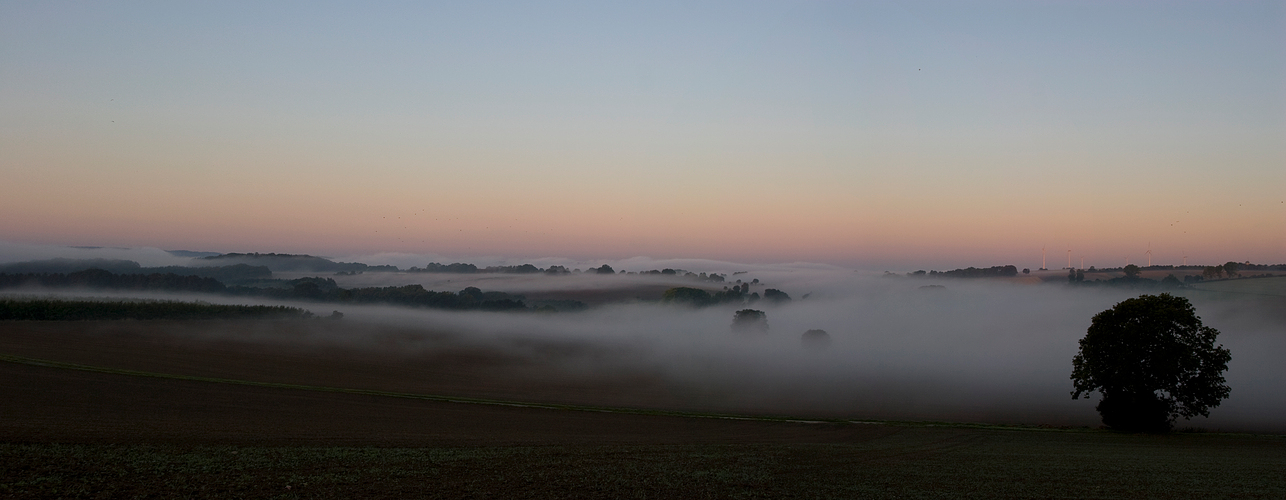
[1071,293,1231,432]
[801,329,830,348]
[661,287,713,306]
[1123,264,1141,279]
[0,298,310,321]
[731,309,768,333]
[763,289,791,303]
[930,265,1019,278]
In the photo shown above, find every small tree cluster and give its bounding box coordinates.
[731,309,768,333]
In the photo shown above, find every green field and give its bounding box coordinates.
[1188,276,1286,297]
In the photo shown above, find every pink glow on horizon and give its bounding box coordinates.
[3,182,1280,269]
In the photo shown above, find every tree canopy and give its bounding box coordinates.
[661,287,714,306]
[920,265,1018,278]
[0,298,312,321]
[732,309,768,333]
[1071,293,1231,432]
[763,289,791,303]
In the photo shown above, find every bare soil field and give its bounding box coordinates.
[0,320,691,412]
[3,319,1284,498]
[4,433,1284,499]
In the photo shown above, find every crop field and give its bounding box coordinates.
[3,318,1284,498]
[5,431,1285,499]
[1189,276,1286,298]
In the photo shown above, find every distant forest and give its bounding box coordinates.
[899,261,1286,291]
[405,262,733,282]
[0,298,313,321]
[905,265,1019,278]
[661,285,792,307]
[200,253,397,273]
[0,259,270,284]
[0,269,228,293]
[3,256,1279,315]
[228,277,528,312]
[0,255,731,282]
[0,270,540,312]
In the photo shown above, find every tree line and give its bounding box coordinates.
[0,270,546,312]
[199,253,397,273]
[661,285,791,307]
[906,265,1019,278]
[0,260,271,285]
[0,269,228,293]
[227,277,529,311]
[0,298,315,321]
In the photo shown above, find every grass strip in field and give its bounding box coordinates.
[1186,276,1286,297]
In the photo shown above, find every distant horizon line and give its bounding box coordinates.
[1,245,1279,276]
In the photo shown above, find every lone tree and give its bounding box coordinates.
[1071,293,1231,432]
[801,329,831,348]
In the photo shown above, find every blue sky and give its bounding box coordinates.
[2,1,1282,268]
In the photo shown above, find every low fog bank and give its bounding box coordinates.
[5,259,1282,432]
[385,277,1280,432]
[303,275,1286,431]
[317,259,851,298]
[339,253,843,276]
[0,242,196,268]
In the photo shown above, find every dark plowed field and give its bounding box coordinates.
[0,319,701,411]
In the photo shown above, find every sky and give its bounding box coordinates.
[2,1,1282,270]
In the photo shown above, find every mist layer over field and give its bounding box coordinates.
[10,262,1281,432]
[346,271,1283,432]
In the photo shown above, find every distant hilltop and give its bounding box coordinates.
[200,253,398,274]
[0,258,270,284]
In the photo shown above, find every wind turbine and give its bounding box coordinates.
[1067,249,1072,269]
[1182,251,1188,266]
[1146,243,1153,267]
[1041,246,1047,270]
[1081,256,1085,270]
